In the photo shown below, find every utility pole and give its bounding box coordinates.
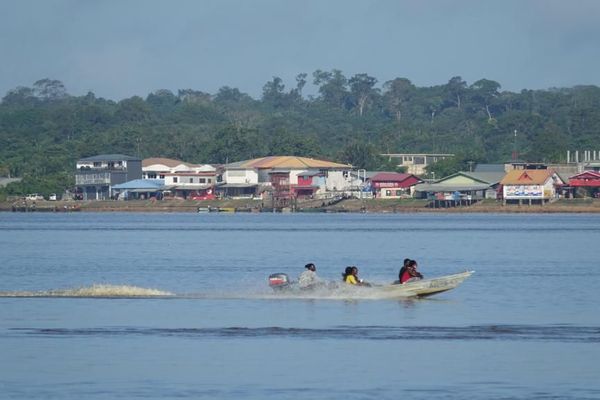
[512,130,518,161]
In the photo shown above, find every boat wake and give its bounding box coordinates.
[0,283,412,300]
[0,284,175,298]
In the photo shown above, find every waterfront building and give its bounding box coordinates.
[567,171,600,198]
[368,172,423,199]
[75,154,142,200]
[414,171,505,201]
[142,158,217,200]
[219,156,353,200]
[380,153,454,176]
[500,169,564,205]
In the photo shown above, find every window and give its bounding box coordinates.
[173,177,178,183]
[93,162,101,167]
[414,156,425,165]
[199,178,206,184]
[395,190,403,197]
[385,190,392,196]
[189,178,194,183]
[148,173,157,179]
[159,174,165,179]
[207,178,212,183]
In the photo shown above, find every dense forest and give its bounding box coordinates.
[1,71,600,196]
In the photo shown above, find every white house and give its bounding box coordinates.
[142,158,218,200]
[220,156,354,199]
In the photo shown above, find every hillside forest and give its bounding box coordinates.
[1,71,600,196]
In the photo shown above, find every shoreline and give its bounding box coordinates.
[2,198,600,213]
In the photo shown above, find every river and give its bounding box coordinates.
[1,212,599,399]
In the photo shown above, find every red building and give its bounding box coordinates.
[369,172,423,198]
[568,171,600,198]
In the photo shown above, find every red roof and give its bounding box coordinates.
[370,172,413,182]
[568,170,600,187]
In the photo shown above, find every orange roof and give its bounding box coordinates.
[500,169,554,185]
[227,156,352,169]
[143,158,199,168]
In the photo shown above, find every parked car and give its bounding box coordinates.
[25,193,44,201]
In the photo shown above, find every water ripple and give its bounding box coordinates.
[6,324,600,343]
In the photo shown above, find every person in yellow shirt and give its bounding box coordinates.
[343,266,357,284]
[343,266,369,286]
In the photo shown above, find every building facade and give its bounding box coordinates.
[368,172,423,198]
[75,154,142,200]
[219,156,353,199]
[380,153,454,176]
[500,169,564,204]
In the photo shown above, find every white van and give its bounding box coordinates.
[26,194,44,201]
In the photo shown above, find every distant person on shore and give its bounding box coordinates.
[298,263,321,289]
[400,259,424,284]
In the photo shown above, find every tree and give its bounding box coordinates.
[444,76,467,109]
[348,73,378,116]
[382,78,415,121]
[339,141,380,170]
[312,69,349,109]
[114,96,152,123]
[33,79,68,100]
[470,79,501,121]
[2,86,38,106]
[262,77,287,108]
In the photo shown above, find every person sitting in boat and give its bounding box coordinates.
[396,258,411,284]
[400,259,424,284]
[298,263,321,289]
[342,266,355,284]
[343,266,370,286]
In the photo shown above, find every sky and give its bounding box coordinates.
[1,0,599,100]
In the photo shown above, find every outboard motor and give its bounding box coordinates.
[268,273,290,291]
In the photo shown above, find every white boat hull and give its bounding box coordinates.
[268,271,474,300]
[372,271,474,299]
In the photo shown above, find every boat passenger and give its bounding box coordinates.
[342,266,357,284]
[343,266,370,286]
[397,258,411,284]
[298,263,320,289]
[400,259,424,284]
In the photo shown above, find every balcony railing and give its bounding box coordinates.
[75,172,111,185]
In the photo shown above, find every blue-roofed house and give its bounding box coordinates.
[111,179,165,200]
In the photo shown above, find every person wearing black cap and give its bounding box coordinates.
[298,263,320,289]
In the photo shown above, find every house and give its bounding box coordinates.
[75,154,142,200]
[414,171,506,201]
[219,156,353,199]
[380,153,454,176]
[500,169,564,205]
[567,171,600,198]
[111,179,166,200]
[368,172,423,199]
[142,158,217,200]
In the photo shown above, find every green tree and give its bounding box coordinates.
[348,73,378,116]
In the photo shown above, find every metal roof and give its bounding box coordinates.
[112,179,165,190]
[79,154,140,162]
[225,156,352,170]
[370,172,416,182]
[414,183,492,192]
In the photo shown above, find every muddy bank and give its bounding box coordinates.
[2,198,600,213]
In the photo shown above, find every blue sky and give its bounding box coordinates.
[1,0,599,100]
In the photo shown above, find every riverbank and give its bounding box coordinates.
[3,198,600,213]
